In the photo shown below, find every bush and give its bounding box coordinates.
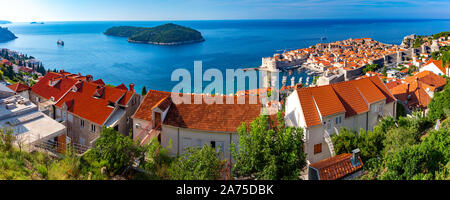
[168,145,225,180]
[232,113,306,180]
[90,127,145,175]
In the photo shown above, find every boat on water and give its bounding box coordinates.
[57,40,64,46]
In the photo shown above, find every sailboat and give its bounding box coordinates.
[57,39,64,46]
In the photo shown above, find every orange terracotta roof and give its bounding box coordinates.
[8,82,31,93]
[350,78,386,104]
[296,76,394,127]
[309,85,346,117]
[367,76,396,104]
[133,90,171,122]
[390,70,446,109]
[296,88,322,127]
[386,80,402,89]
[331,81,369,117]
[55,82,116,125]
[163,95,262,132]
[115,83,128,91]
[31,72,79,101]
[309,153,363,180]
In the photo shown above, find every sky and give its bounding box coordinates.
[1,0,449,22]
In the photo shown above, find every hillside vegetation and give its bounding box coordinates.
[104,23,204,45]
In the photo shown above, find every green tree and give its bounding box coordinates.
[90,127,145,175]
[141,86,147,96]
[140,138,174,179]
[363,64,379,74]
[231,112,306,180]
[168,145,225,180]
[332,126,386,162]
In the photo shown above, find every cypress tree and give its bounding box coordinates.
[141,86,147,96]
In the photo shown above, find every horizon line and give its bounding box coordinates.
[6,18,450,23]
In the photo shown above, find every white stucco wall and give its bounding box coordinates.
[285,91,304,127]
[161,125,238,162]
[420,64,444,76]
[304,125,332,163]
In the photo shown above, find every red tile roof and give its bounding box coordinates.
[115,83,128,91]
[390,70,446,109]
[331,81,369,117]
[35,70,136,125]
[309,153,363,180]
[133,90,171,122]
[92,79,105,86]
[55,82,117,125]
[297,88,323,127]
[367,76,396,104]
[350,78,386,104]
[296,76,395,127]
[31,72,79,101]
[8,83,31,93]
[164,95,262,132]
[134,90,263,132]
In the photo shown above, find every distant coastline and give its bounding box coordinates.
[128,38,205,45]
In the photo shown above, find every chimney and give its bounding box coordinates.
[351,148,361,166]
[129,83,135,91]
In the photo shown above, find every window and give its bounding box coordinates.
[68,114,73,123]
[327,119,331,130]
[210,141,216,148]
[335,116,342,124]
[90,124,96,133]
[80,119,85,128]
[62,111,66,121]
[196,139,202,147]
[314,143,322,154]
[371,104,378,113]
[80,137,85,146]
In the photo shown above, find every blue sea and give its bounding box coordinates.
[1,19,449,93]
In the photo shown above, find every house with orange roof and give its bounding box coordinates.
[7,82,31,99]
[132,90,263,161]
[285,76,396,163]
[30,70,141,148]
[308,149,364,180]
[420,59,450,76]
[1,59,11,66]
[390,70,446,112]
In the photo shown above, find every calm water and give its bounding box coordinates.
[1,19,449,93]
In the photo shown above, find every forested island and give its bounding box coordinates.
[0,27,17,42]
[104,23,205,45]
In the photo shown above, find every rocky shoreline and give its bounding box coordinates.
[127,38,205,45]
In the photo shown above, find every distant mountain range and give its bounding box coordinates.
[0,27,17,42]
[104,23,204,45]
